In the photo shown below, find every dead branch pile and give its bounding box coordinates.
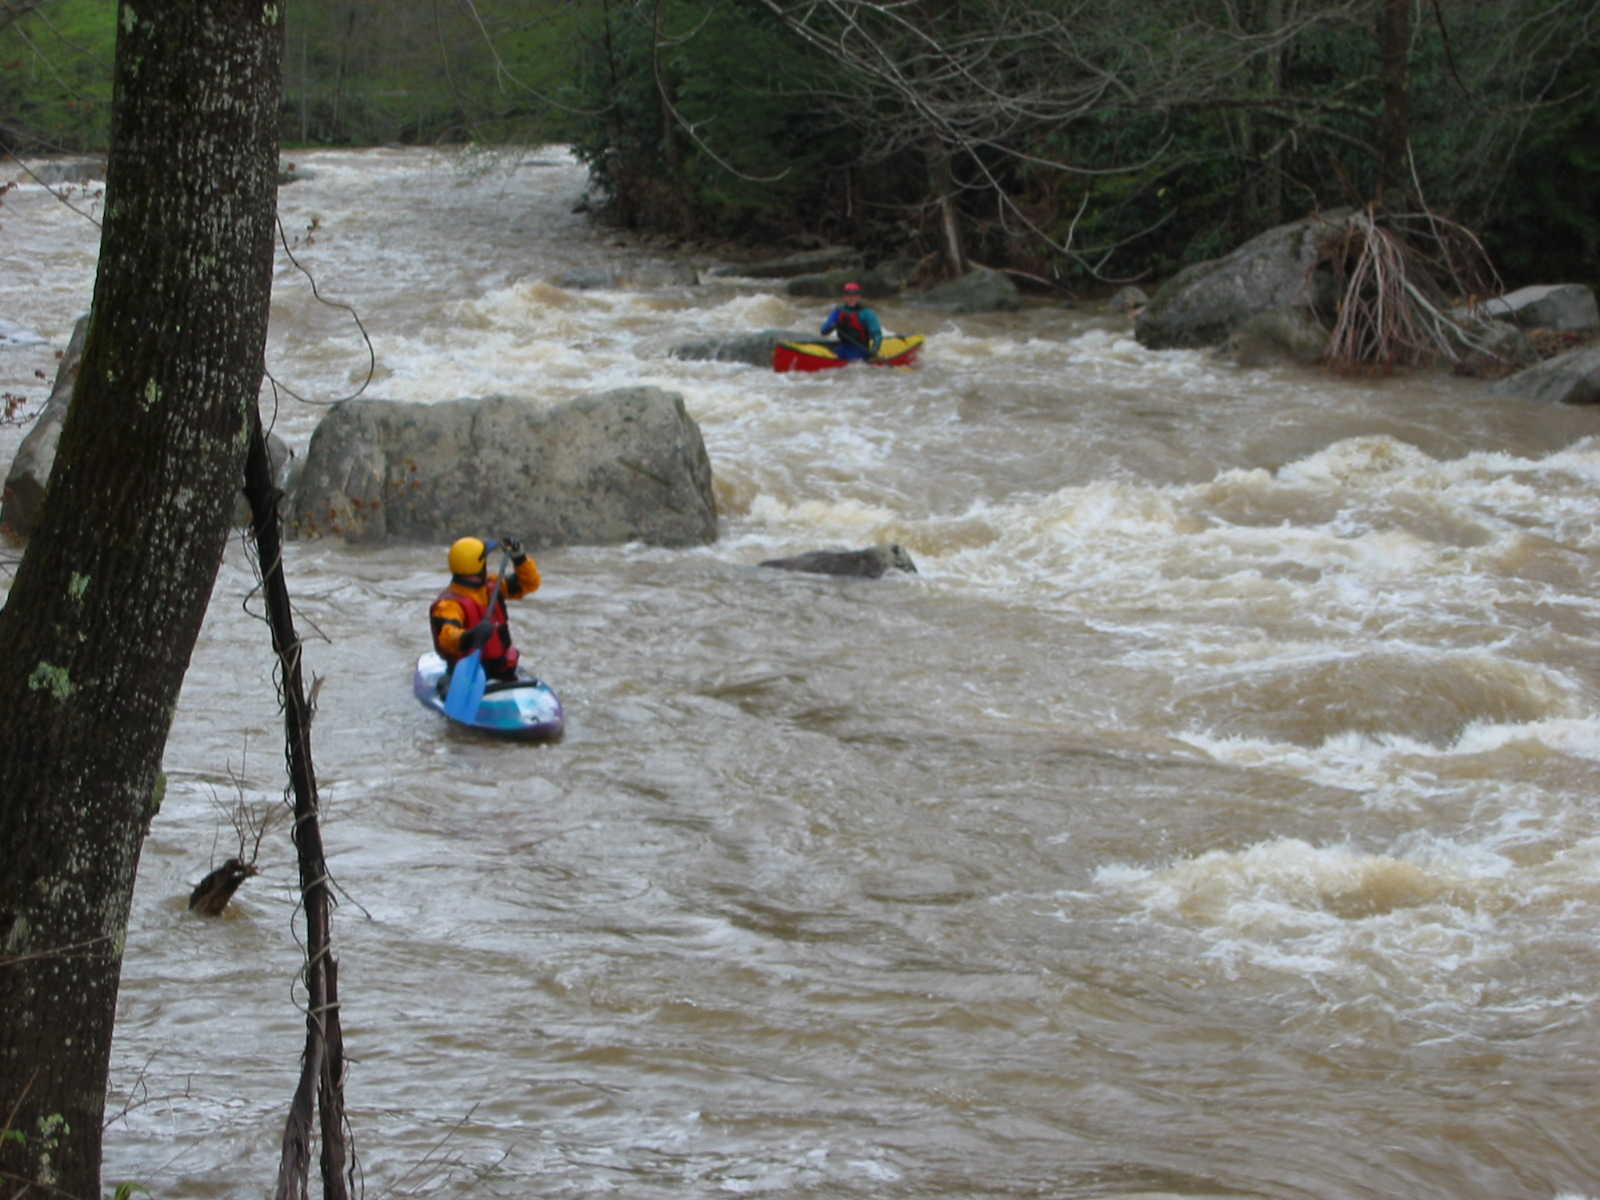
[1320,207,1501,373]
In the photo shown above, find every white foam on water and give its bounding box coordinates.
[745,494,903,536]
[1096,835,1525,992]
[1168,706,1600,824]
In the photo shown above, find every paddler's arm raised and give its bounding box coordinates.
[500,537,541,599]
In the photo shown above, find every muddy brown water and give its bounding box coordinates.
[4,147,1600,1199]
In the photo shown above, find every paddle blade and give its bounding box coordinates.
[443,651,487,721]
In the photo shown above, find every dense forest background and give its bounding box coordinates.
[2,0,1597,290]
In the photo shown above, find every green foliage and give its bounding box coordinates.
[3,0,588,152]
[5,0,1596,285]
[570,0,843,239]
[279,0,587,146]
[0,0,116,153]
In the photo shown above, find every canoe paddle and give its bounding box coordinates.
[443,543,511,722]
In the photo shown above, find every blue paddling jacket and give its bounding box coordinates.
[821,302,883,359]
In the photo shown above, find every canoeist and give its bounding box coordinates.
[429,535,540,682]
[819,281,883,361]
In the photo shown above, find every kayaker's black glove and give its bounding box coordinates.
[460,621,493,653]
[503,536,524,562]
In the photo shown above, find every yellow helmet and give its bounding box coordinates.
[448,536,491,577]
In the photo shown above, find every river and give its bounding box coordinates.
[4,146,1600,1199]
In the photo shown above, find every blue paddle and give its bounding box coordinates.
[443,544,510,722]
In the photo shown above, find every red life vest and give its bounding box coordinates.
[835,308,870,347]
[433,581,520,676]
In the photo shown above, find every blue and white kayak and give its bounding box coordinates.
[412,652,565,741]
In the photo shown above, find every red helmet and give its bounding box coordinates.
[842,281,861,294]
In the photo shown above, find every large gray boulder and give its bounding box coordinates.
[287,388,718,547]
[1490,345,1600,405]
[1135,210,1350,350]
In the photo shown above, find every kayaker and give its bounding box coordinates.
[430,535,540,681]
[820,281,883,361]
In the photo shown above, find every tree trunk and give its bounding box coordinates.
[927,142,966,276]
[1239,0,1288,230]
[0,2,283,1196]
[1375,0,1411,206]
[652,0,681,171]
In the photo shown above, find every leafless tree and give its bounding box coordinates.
[747,0,1596,278]
[744,0,1369,273]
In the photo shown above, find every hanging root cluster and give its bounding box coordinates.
[1320,207,1500,374]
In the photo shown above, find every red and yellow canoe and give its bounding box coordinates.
[772,334,925,373]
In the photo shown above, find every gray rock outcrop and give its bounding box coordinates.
[287,388,718,547]
[1135,210,1350,350]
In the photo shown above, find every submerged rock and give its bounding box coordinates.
[759,543,918,578]
[671,329,816,367]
